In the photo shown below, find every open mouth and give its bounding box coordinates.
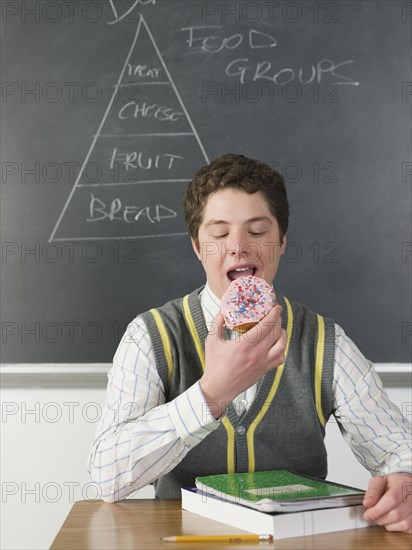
[227,266,257,281]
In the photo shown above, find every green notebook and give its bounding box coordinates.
[195,470,365,512]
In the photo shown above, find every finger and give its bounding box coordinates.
[262,309,285,348]
[247,305,283,343]
[208,313,225,341]
[273,328,288,351]
[367,502,412,527]
[363,484,407,525]
[363,476,388,510]
[382,512,412,533]
[266,332,286,368]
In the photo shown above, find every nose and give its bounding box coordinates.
[225,232,249,260]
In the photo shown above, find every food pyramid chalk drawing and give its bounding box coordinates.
[50,15,209,242]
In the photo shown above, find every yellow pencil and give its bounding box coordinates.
[161,534,273,542]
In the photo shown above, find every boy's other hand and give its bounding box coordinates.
[363,472,412,533]
[200,305,286,418]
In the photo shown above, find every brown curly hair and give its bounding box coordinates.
[184,154,289,247]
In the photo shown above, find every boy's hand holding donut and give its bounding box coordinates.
[200,276,287,418]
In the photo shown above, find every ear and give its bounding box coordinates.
[280,234,287,255]
[191,237,202,261]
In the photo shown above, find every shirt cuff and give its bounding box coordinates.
[168,381,220,448]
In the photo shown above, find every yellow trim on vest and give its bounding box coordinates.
[315,314,326,427]
[182,294,235,473]
[222,417,236,473]
[150,308,173,387]
[246,297,293,473]
[182,295,205,369]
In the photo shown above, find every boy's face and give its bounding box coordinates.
[192,188,286,299]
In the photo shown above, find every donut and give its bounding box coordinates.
[221,275,276,333]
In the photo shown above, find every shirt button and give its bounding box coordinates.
[236,425,246,435]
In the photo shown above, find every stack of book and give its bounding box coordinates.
[181,470,373,540]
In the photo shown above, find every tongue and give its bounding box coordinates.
[228,268,254,280]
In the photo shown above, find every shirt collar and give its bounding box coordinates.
[199,283,221,328]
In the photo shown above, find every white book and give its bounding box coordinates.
[181,488,373,540]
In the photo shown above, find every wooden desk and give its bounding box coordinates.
[50,499,411,550]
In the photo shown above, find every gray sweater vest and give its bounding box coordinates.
[141,288,335,499]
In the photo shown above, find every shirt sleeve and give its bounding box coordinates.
[332,324,412,476]
[87,316,220,502]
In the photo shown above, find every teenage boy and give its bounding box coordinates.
[89,154,412,533]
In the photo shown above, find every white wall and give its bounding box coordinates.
[1,367,410,550]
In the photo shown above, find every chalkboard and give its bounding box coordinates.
[1,0,411,364]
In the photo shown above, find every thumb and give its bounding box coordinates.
[208,313,225,341]
[363,475,387,508]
